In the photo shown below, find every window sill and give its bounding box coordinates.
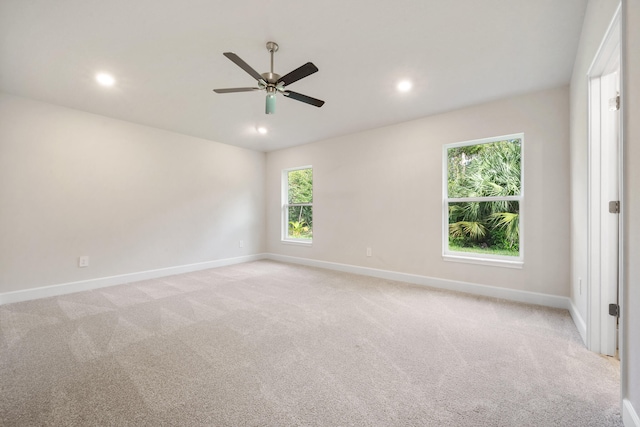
[443,254,523,269]
[281,239,313,247]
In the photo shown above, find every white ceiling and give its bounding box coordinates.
[0,0,588,152]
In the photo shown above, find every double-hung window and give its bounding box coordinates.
[443,134,523,267]
[282,166,313,244]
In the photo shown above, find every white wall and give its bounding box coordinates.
[622,0,640,424]
[0,92,265,294]
[266,87,570,297]
[568,0,620,340]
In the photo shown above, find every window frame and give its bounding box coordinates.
[281,165,313,246]
[442,133,524,268]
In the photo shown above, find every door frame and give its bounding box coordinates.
[586,4,622,355]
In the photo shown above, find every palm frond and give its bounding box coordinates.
[449,221,487,240]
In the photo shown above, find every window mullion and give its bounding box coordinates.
[285,203,313,207]
[447,196,521,203]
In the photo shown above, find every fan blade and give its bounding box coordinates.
[223,52,263,81]
[284,91,325,107]
[213,87,260,93]
[277,62,319,86]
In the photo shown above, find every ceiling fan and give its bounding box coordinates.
[213,41,325,114]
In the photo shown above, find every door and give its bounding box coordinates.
[587,7,621,356]
[599,70,620,357]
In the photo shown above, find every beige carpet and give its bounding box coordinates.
[0,260,622,426]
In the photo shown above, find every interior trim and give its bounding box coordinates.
[569,299,588,344]
[0,254,265,305]
[624,399,640,427]
[1,253,571,314]
[266,253,569,310]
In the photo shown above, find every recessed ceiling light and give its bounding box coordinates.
[96,73,115,87]
[257,127,268,135]
[397,80,413,92]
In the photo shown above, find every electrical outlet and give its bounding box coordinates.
[239,240,244,248]
[78,256,89,268]
[366,247,372,257]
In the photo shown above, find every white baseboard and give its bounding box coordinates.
[568,300,587,345]
[624,399,640,427]
[1,252,573,313]
[265,254,570,310]
[0,254,266,305]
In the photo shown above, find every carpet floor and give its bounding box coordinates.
[0,260,622,426]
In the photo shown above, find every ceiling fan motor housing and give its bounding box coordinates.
[261,72,281,84]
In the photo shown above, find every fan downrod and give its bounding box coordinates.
[263,41,281,83]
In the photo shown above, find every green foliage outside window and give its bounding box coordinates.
[287,169,313,239]
[447,139,521,256]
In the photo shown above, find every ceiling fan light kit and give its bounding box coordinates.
[266,91,276,114]
[214,41,324,115]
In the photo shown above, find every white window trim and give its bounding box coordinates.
[282,165,313,245]
[442,133,524,268]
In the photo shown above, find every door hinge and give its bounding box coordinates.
[609,94,620,111]
[609,201,620,214]
[608,303,620,317]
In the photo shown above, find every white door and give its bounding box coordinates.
[587,7,621,356]
[599,70,620,357]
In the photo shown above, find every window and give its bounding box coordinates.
[443,134,523,267]
[282,166,313,244]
